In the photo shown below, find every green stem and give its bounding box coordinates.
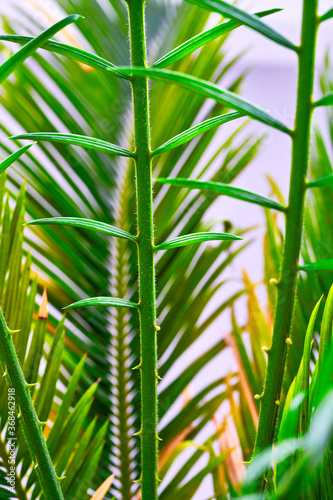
[127,0,158,498]
[254,0,318,465]
[0,308,64,500]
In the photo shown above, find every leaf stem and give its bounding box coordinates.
[0,308,64,500]
[127,0,158,498]
[254,0,318,469]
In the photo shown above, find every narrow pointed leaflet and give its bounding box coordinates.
[314,92,333,107]
[0,15,82,85]
[307,174,333,188]
[320,8,333,22]
[10,133,134,158]
[25,217,137,242]
[0,143,35,174]
[0,308,65,500]
[156,177,287,212]
[0,35,129,79]
[184,0,297,51]
[152,9,282,69]
[299,260,333,273]
[155,232,243,251]
[110,67,292,135]
[64,297,139,310]
[152,112,243,156]
[299,296,323,434]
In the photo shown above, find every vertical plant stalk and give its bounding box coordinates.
[0,308,64,500]
[254,0,318,462]
[127,0,159,498]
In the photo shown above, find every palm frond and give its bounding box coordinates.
[0,1,263,496]
[242,289,333,498]
[0,173,108,499]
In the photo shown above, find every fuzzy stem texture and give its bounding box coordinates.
[0,308,64,499]
[254,0,318,467]
[127,0,158,498]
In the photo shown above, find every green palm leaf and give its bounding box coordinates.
[0,177,107,499]
[156,177,287,211]
[314,91,333,107]
[0,15,82,85]
[0,143,35,173]
[64,297,139,309]
[110,67,292,134]
[0,35,129,78]
[152,8,282,69]
[320,8,333,22]
[0,1,263,497]
[155,231,243,251]
[152,112,243,155]
[26,217,137,242]
[184,0,296,51]
[10,133,134,157]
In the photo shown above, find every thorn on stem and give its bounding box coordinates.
[25,381,38,388]
[8,328,20,335]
